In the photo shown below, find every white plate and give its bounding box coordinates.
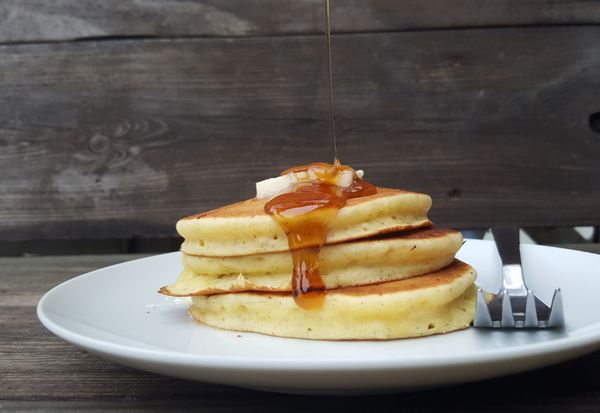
[37,240,600,395]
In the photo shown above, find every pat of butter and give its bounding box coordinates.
[256,169,364,199]
[255,175,292,199]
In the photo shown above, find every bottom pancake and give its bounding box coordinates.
[189,259,478,340]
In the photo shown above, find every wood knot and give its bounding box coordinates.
[448,187,462,198]
[89,134,112,154]
[589,112,600,136]
[449,57,463,68]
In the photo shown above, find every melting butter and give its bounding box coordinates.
[256,169,364,199]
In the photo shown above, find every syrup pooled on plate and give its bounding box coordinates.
[265,162,376,309]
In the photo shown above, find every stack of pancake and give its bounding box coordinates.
[160,185,479,340]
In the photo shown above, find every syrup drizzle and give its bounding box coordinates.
[265,163,376,309]
[264,3,375,310]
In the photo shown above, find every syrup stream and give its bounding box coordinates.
[324,0,340,169]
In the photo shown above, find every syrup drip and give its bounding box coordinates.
[265,163,376,309]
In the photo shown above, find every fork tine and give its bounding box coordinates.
[474,227,564,329]
[524,289,539,328]
[547,288,565,327]
[474,288,492,327]
[501,290,515,327]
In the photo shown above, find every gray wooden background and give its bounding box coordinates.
[1,0,600,252]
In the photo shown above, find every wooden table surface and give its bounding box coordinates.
[2,253,600,412]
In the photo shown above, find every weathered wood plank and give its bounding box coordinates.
[1,26,600,240]
[1,0,600,44]
[2,255,600,411]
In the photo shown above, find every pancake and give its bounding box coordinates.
[189,259,478,340]
[162,163,478,340]
[161,227,463,296]
[178,187,432,257]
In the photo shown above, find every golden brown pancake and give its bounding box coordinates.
[161,227,463,296]
[177,187,432,257]
[189,259,478,340]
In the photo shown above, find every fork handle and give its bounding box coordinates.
[491,227,522,266]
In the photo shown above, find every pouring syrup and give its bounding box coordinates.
[264,1,377,309]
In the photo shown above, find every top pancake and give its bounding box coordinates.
[178,187,433,257]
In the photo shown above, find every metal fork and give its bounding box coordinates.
[474,227,564,328]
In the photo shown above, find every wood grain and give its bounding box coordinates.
[2,254,600,412]
[1,25,599,240]
[1,0,600,44]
